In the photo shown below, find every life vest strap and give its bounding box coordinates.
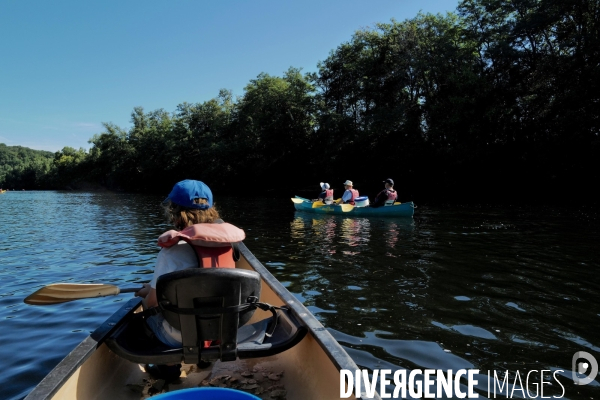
[181,238,236,268]
[139,307,161,317]
[231,242,241,262]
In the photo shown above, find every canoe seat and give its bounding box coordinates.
[105,268,306,365]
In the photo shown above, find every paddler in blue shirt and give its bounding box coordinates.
[341,180,359,205]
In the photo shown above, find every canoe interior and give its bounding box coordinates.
[28,243,375,400]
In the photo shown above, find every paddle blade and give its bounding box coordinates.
[23,294,79,305]
[312,201,326,208]
[24,283,121,305]
[291,198,306,204]
[294,196,311,202]
[340,204,354,212]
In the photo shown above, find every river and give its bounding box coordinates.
[0,191,598,399]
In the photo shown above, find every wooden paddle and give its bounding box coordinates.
[291,197,326,208]
[24,283,142,305]
[294,196,311,202]
[291,197,353,212]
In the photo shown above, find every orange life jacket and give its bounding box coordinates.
[347,189,359,205]
[386,189,397,201]
[157,222,246,268]
[156,222,245,348]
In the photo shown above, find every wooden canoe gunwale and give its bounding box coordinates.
[238,242,362,373]
[25,297,142,400]
[25,242,381,400]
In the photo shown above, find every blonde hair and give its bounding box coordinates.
[163,199,221,230]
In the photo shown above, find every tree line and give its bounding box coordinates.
[0,144,54,189]
[2,0,598,203]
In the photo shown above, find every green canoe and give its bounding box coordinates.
[292,197,415,217]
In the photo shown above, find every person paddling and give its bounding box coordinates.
[341,180,359,205]
[371,178,398,208]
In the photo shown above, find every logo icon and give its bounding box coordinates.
[572,351,598,385]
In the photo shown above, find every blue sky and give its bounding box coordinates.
[0,0,460,153]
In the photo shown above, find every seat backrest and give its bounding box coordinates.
[156,268,261,362]
[384,199,395,206]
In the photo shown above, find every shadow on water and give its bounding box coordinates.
[1,193,599,399]
[267,204,599,398]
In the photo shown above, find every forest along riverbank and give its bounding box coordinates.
[1,191,598,399]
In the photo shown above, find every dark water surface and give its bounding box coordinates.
[0,191,598,399]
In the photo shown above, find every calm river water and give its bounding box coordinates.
[0,191,598,399]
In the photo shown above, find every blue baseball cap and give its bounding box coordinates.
[164,180,213,209]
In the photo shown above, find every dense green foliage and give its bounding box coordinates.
[0,144,54,189]
[2,0,598,202]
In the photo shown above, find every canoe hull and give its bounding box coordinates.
[294,201,414,217]
[25,243,378,400]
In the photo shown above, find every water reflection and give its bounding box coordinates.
[283,206,599,398]
[3,194,599,399]
[291,212,414,255]
[0,191,180,399]
[287,211,430,344]
[339,217,370,249]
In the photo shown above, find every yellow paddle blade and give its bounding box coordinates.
[394,202,401,205]
[312,201,326,208]
[24,283,121,305]
[291,198,306,204]
[339,204,354,212]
